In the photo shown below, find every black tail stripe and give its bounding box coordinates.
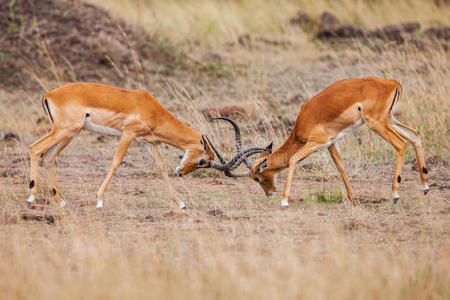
[388,88,399,116]
[44,98,54,123]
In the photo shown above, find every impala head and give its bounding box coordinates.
[175,135,215,177]
[250,143,277,196]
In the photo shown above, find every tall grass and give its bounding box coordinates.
[0,203,449,299]
[89,0,450,48]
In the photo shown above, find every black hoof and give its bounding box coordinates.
[393,196,400,204]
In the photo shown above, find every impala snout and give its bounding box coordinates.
[175,145,214,177]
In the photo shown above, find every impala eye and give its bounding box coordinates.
[198,158,206,166]
[254,178,260,182]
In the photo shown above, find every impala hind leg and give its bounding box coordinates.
[281,141,324,207]
[43,136,75,207]
[328,143,355,202]
[28,128,77,204]
[365,120,407,203]
[147,143,186,209]
[96,132,135,208]
[390,118,429,194]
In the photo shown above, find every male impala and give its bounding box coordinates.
[27,82,264,209]
[219,77,429,206]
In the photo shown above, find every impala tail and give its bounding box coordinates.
[41,98,54,124]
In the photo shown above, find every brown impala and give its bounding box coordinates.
[217,77,429,207]
[27,83,267,209]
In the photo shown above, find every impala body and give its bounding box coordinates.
[246,77,429,206]
[27,83,263,209]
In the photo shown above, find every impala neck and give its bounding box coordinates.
[266,133,302,172]
[151,113,203,151]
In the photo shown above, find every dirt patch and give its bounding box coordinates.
[0,0,194,91]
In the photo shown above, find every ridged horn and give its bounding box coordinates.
[211,117,242,152]
[211,117,253,168]
[203,135,226,165]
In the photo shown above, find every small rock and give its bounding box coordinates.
[320,11,340,30]
[316,25,365,40]
[237,34,252,48]
[424,27,450,41]
[20,208,61,224]
[369,22,420,43]
[408,39,428,50]
[36,116,48,124]
[344,218,364,230]
[255,37,291,47]
[0,130,19,141]
[289,10,310,26]
[163,211,175,218]
[120,160,134,168]
[354,196,388,204]
[145,215,155,222]
[207,208,223,216]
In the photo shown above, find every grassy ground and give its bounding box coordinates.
[0,0,449,299]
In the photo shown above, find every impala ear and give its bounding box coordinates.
[259,142,273,157]
[258,159,268,173]
[201,135,214,156]
[200,135,206,149]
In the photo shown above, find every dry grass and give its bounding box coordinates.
[89,0,450,48]
[1,0,449,299]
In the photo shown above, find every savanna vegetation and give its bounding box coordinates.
[0,0,449,299]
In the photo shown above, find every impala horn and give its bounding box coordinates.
[208,117,271,177]
[211,117,253,168]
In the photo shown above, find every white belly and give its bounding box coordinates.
[83,114,122,136]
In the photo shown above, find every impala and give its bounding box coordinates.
[217,77,429,206]
[27,82,266,209]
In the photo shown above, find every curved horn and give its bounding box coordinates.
[211,117,242,152]
[210,147,269,171]
[203,135,226,165]
[227,148,268,170]
[212,117,254,168]
[223,170,252,178]
[210,160,228,171]
[210,150,268,178]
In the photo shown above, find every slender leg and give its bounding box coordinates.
[44,137,74,207]
[96,132,135,208]
[281,141,324,207]
[390,118,429,193]
[28,128,75,204]
[328,143,355,202]
[147,143,185,209]
[365,120,406,203]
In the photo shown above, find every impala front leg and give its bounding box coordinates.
[281,141,323,207]
[147,143,185,209]
[328,143,355,202]
[96,132,135,208]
